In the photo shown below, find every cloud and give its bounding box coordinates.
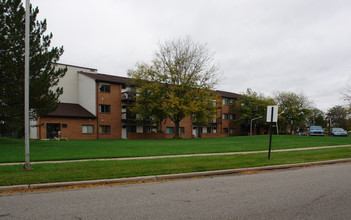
[33,0,351,111]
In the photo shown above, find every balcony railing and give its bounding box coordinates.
[208,118,217,124]
[121,112,136,120]
[121,92,136,102]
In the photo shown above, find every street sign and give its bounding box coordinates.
[266,105,278,160]
[266,105,278,122]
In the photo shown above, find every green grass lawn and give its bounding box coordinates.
[1,147,350,186]
[1,135,351,163]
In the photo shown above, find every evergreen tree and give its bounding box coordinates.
[0,0,66,136]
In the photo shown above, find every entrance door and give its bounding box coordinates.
[46,123,61,139]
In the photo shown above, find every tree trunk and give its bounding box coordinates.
[174,120,180,138]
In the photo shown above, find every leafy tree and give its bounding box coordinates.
[128,71,169,132]
[341,83,351,108]
[0,0,66,136]
[326,105,347,129]
[306,108,327,128]
[234,88,276,135]
[341,84,351,131]
[274,91,311,134]
[128,37,219,138]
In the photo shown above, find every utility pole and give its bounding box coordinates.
[23,0,32,170]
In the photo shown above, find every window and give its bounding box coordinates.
[222,98,228,105]
[99,83,110,92]
[230,114,235,120]
[179,127,185,134]
[212,100,217,106]
[207,127,212,133]
[223,128,229,134]
[99,105,111,113]
[166,127,174,134]
[230,128,236,134]
[144,126,156,133]
[82,125,94,134]
[99,125,111,134]
[230,99,236,105]
[223,113,228,120]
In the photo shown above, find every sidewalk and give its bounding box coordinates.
[1,145,350,166]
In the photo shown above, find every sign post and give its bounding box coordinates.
[266,106,278,160]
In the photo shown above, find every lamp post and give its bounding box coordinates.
[250,116,262,136]
[276,110,284,135]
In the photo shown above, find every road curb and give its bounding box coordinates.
[1,158,351,193]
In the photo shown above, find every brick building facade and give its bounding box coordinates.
[32,64,242,140]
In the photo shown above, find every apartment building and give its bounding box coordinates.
[30,63,242,140]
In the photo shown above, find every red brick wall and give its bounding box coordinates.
[201,133,227,138]
[216,97,241,136]
[38,117,97,139]
[162,117,193,138]
[38,84,242,140]
[96,83,122,139]
[231,100,241,136]
[128,133,166,139]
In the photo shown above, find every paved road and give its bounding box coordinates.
[1,163,351,219]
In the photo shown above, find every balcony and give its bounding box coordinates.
[121,92,136,102]
[121,112,136,121]
[208,118,217,124]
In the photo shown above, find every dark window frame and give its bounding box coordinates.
[179,127,185,134]
[99,83,110,93]
[223,113,228,120]
[82,125,94,134]
[166,127,174,134]
[99,125,111,134]
[223,128,229,134]
[222,98,228,105]
[99,104,111,113]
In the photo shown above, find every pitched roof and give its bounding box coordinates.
[79,72,131,84]
[47,103,95,118]
[80,72,242,98]
[215,90,242,99]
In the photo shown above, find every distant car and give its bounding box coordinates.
[330,128,348,137]
[307,126,325,136]
[298,132,307,136]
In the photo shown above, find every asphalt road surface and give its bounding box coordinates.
[1,163,351,219]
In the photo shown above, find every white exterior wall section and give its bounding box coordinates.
[78,74,96,115]
[52,64,97,104]
[29,119,37,139]
[136,125,143,133]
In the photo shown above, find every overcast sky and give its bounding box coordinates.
[32,0,351,111]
